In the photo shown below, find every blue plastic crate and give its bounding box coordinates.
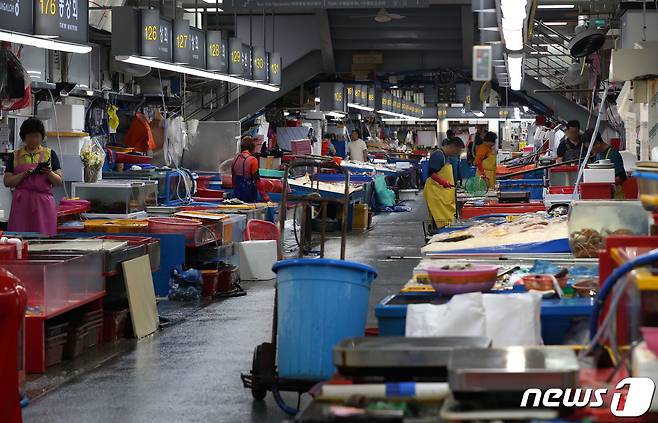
[498,178,545,200]
[375,293,594,345]
[523,169,545,180]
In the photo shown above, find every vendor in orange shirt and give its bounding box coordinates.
[231,136,270,203]
[474,131,497,190]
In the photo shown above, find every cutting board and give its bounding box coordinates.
[122,255,159,339]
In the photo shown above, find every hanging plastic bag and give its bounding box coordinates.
[0,43,31,111]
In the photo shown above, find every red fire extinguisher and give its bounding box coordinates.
[0,268,27,423]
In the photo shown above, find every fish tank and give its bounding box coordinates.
[72,181,158,214]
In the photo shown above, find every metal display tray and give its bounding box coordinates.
[448,347,580,393]
[333,337,491,379]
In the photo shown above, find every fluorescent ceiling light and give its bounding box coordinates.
[508,55,523,91]
[85,90,95,96]
[348,103,374,112]
[116,55,279,92]
[537,4,574,9]
[0,31,92,54]
[185,8,222,12]
[543,22,568,26]
[202,0,222,3]
[502,27,524,51]
[326,111,346,118]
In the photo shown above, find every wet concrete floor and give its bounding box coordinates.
[23,195,428,423]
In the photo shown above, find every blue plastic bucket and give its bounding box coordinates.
[273,258,377,380]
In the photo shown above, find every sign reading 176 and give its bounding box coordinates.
[39,0,78,20]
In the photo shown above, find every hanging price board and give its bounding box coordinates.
[34,0,88,43]
[252,47,267,82]
[189,26,206,69]
[228,37,242,76]
[0,0,33,33]
[140,9,172,62]
[206,30,227,72]
[269,52,281,86]
[173,19,191,64]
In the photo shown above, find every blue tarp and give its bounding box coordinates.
[434,238,571,254]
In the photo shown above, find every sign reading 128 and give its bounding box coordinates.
[39,0,78,20]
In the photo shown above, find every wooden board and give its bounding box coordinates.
[122,255,159,339]
[46,131,89,137]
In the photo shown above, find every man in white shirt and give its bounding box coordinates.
[348,130,368,162]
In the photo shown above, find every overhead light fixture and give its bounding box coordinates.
[0,31,92,54]
[185,7,223,12]
[202,0,223,3]
[326,111,346,118]
[508,54,523,91]
[537,4,574,9]
[502,27,524,51]
[348,103,374,112]
[500,0,527,51]
[543,22,568,26]
[314,97,320,103]
[85,90,95,96]
[115,56,280,92]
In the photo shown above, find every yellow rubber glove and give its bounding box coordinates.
[107,104,119,133]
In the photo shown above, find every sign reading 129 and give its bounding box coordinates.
[39,0,79,20]
[231,49,241,64]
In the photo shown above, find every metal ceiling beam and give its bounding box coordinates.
[461,5,474,70]
[332,41,462,50]
[316,10,336,74]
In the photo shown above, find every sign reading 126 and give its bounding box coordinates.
[39,0,78,20]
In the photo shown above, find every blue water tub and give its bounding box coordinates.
[273,258,377,380]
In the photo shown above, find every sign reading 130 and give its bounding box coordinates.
[255,56,265,70]
[39,0,79,19]
[271,62,279,74]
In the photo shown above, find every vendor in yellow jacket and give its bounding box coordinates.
[424,137,465,227]
[475,131,497,190]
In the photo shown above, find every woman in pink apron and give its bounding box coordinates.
[4,118,62,236]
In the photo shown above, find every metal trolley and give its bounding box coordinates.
[241,159,350,415]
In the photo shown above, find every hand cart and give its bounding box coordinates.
[241,159,350,415]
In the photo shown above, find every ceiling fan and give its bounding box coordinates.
[350,8,406,23]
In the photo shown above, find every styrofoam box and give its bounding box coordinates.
[239,240,277,281]
[632,342,658,411]
[60,154,98,182]
[583,168,615,183]
[43,104,85,132]
[395,161,412,170]
[45,135,90,156]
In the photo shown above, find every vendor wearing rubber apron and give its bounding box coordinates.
[587,129,627,199]
[231,136,270,203]
[474,132,497,190]
[424,137,465,228]
[4,118,62,236]
[556,120,585,163]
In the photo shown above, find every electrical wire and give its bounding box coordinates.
[46,89,70,198]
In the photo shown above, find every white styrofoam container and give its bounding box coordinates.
[632,342,658,411]
[59,154,88,182]
[395,161,412,170]
[583,168,615,183]
[239,240,277,281]
[42,104,85,132]
[44,135,90,156]
[399,189,419,201]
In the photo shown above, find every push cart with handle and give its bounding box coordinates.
[241,159,351,415]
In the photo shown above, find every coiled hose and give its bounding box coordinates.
[589,248,658,348]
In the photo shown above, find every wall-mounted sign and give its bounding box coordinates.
[354,85,362,105]
[368,89,376,110]
[269,52,281,86]
[360,85,368,106]
[139,10,172,61]
[228,37,242,76]
[252,47,267,82]
[34,0,88,43]
[206,30,225,72]
[173,19,191,64]
[320,82,344,113]
[473,45,492,82]
[0,0,33,33]
[223,0,430,9]
[189,26,206,69]
[345,85,354,104]
[242,43,251,79]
